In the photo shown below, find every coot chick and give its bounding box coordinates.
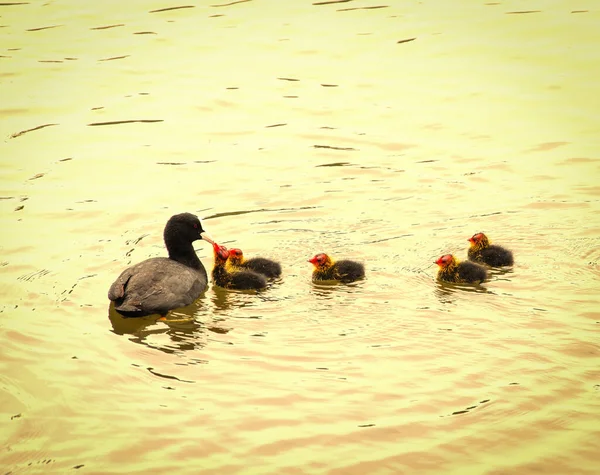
[308,253,365,283]
[468,232,514,266]
[227,248,282,278]
[212,243,267,290]
[435,254,487,284]
[108,213,215,317]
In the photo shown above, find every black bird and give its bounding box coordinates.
[108,213,215,317]
[468,232,514,266]
[435,254,487,284]
[308,253,365,283]
[212,243,267,290]
[227,248,282,279]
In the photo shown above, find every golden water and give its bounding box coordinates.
[1,1,599,473]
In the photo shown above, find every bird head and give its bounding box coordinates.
[308,253,333,270]
[435,254,456,268]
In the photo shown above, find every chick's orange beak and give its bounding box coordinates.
[308,256,318,265]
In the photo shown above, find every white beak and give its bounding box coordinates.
[200,232,215,245]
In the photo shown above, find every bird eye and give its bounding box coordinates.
[193,223,198,229]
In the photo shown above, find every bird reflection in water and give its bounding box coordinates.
[487,266,515,281]
[309,280,366,307]
[209,283,281,315]
[107,298,230,355]
[433,280,491,304]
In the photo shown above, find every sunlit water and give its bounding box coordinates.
[1,1,599,473]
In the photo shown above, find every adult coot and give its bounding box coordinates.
[435,254,487,284]
[108,213,214,317]
[226,248,282,278]
[308,253,365,283]
[468,232,514,266]
[212,243,267,290]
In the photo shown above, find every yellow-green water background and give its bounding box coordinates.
[1,1,599,473]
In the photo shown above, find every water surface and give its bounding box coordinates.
[1,1,599,474]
